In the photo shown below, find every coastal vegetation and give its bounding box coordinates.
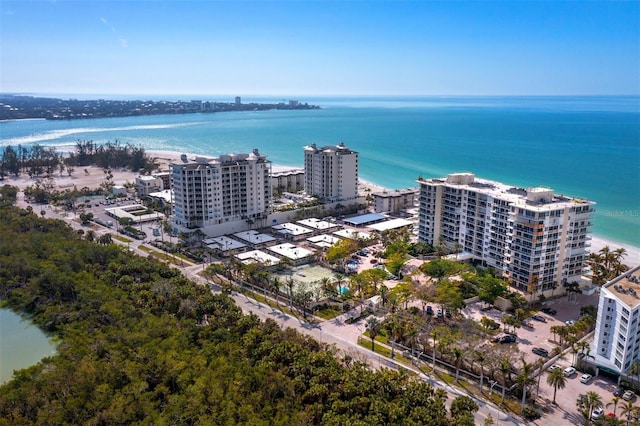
[0,205,480,425]
[0,139,158,182]
[589,245,629,285]
[0,94,320,121]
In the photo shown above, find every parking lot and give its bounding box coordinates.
[463,291,640,424]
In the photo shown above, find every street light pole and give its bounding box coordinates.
[489,380,497,395]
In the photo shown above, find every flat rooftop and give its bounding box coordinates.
[105,204,165,224]
[233,230,276,245]
[605,265,640,308]
[372,187,418,197]
[307,234,341,248]
[420,173,594,211]
[236,250,280,266]
[297,218,338,231]
[368,218,414,232]
[333,229,372,240]
[204,236,246,251]
[267,243,314,260]
[344,213,386,226]
[272,222,313,237]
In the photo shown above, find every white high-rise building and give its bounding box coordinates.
[170,149,272,232]
[591,265,640,376]
[304,142,358,203]
[418,173,595,293]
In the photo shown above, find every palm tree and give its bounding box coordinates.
[498,357,511,403]
[628,361,640,391]
[473,349,487,393]
[430,327,439,369]
[365,317,381,351]
[286,276,295,310]
[270,276,283,306]
[379,284,390,307]
[577,391,603,424]
[452,346,464,383]
[620,400,636,426]
[607,396,621,418]
[517,357,535,414]
[319,276,334,299]
[547,368,567,405]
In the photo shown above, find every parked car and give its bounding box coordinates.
[549,364,562,372]
[541,307,557,315]
[426,306,434,316]
[566,320,576,326]
[591,407,604,420]
[580,373,593,384]
[500,335,516,344]
[436,309,443,318]
[564,366,576,377]
[623,390,636,401]
[488,322,500,330]
[614,386,625,397]
[532,347,549,357]
[532,315,547,322]
[445,311,452,319]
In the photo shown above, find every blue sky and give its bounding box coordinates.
[1,1,638,96]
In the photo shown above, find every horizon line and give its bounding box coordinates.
[2,92,639,99]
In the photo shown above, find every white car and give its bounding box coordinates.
[591,407,604,420]
[564,366,576,377]
[580,373,592,383]
[549,364,562,372]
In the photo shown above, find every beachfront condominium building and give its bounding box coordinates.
[170,149,272,231]
[417,173,595,293]
[372,187,418,213]
[591,265,640,377]
[304,142,358,203]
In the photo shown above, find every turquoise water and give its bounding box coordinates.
[0,307,56,384]
[1,96,638,246]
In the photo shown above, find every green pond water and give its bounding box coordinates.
[0,307,57,384]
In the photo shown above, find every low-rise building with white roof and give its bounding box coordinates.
[204,236,246,256]
[233,230,277,247]
[307,234,341,250]
[297,218,339,233]
[267,243,314,265]
[333,228,373,242]
[105,204,164,224]
[236,250,281,266]
[368,218,414,232]
[272,222,314,241]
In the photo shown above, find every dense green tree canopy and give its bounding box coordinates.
[0,206,477,425]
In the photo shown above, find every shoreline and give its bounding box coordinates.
[4,147,638,266]
[146,150,640,265]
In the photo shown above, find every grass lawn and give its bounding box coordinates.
[113,235,133,243]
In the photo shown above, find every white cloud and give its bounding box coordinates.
[100,16,127,48]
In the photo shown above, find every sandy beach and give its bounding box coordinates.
[5,148,639,267]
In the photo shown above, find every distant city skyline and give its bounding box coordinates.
[2,1,638,96]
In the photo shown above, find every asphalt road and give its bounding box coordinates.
[32,201,521,425]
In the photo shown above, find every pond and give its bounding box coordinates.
[0,307,57,384]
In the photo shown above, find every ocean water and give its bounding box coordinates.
[1,96,638,247]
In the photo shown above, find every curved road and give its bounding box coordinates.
[35,203,521,425]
